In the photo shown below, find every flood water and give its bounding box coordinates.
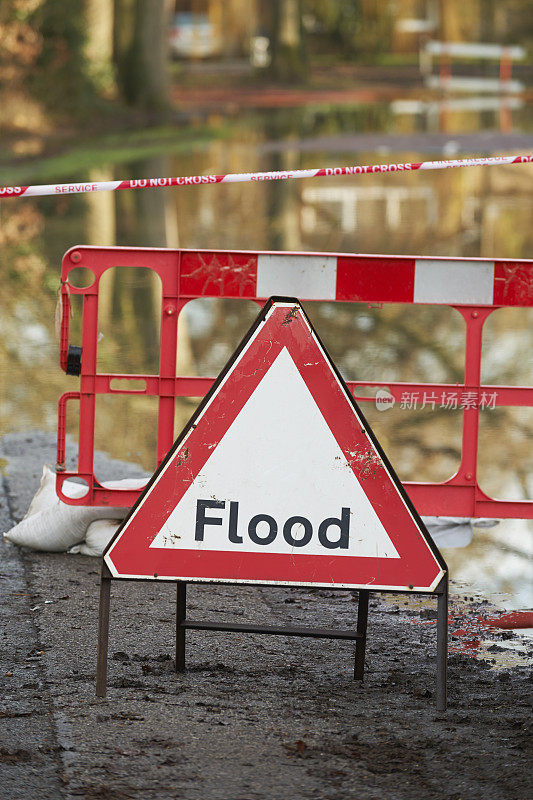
[1,95,532,611]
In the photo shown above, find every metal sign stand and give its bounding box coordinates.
[96,566,448,711]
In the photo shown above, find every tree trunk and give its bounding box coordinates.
[439,0,461,41]
[113,0,170,110]
[29,0,98,114]
[85,0,114,91]
[269,0,306,82]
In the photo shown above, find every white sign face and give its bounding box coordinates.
[150,348,399,559]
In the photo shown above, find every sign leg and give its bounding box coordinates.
[354,589,370,680]
[96,569,111,698]
[436,575,448,712]
[176,581,187,672]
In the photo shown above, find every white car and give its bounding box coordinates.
[169,13,221,59]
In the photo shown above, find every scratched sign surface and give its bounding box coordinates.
[104,298,446,592]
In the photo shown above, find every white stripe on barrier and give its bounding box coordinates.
[414,259,495,305]
[257,255,337,300]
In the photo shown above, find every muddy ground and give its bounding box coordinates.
[1,432,531,800]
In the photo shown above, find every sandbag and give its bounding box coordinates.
[422,516,498,549]
[24,464,86,518]
[3,466,146,552]
[4,501,127,552]
[69,519,120,557]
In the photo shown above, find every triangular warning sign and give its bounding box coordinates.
[105,298,446,592]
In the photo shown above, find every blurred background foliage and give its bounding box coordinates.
[2,1,533,126]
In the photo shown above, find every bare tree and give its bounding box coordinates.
[269,0,307,82]
[113,0,171,110]
[85,0,115,91]
[438,0,461,41]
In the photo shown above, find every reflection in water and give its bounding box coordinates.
[444,519,532,611]
[301,184,438,234]
[97,266,162,375]
[391,96,525,136]
[0,100,532,606]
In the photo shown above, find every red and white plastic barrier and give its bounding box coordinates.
[55,246,533,519]
[1,154,532,198]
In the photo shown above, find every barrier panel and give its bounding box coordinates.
[56,246,533,518]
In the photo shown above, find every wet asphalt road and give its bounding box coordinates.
[1,432,531,800]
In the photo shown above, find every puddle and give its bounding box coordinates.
[381,586,533,669]
[476,635,533,669]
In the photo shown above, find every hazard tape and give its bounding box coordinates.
[1,155,532,199]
